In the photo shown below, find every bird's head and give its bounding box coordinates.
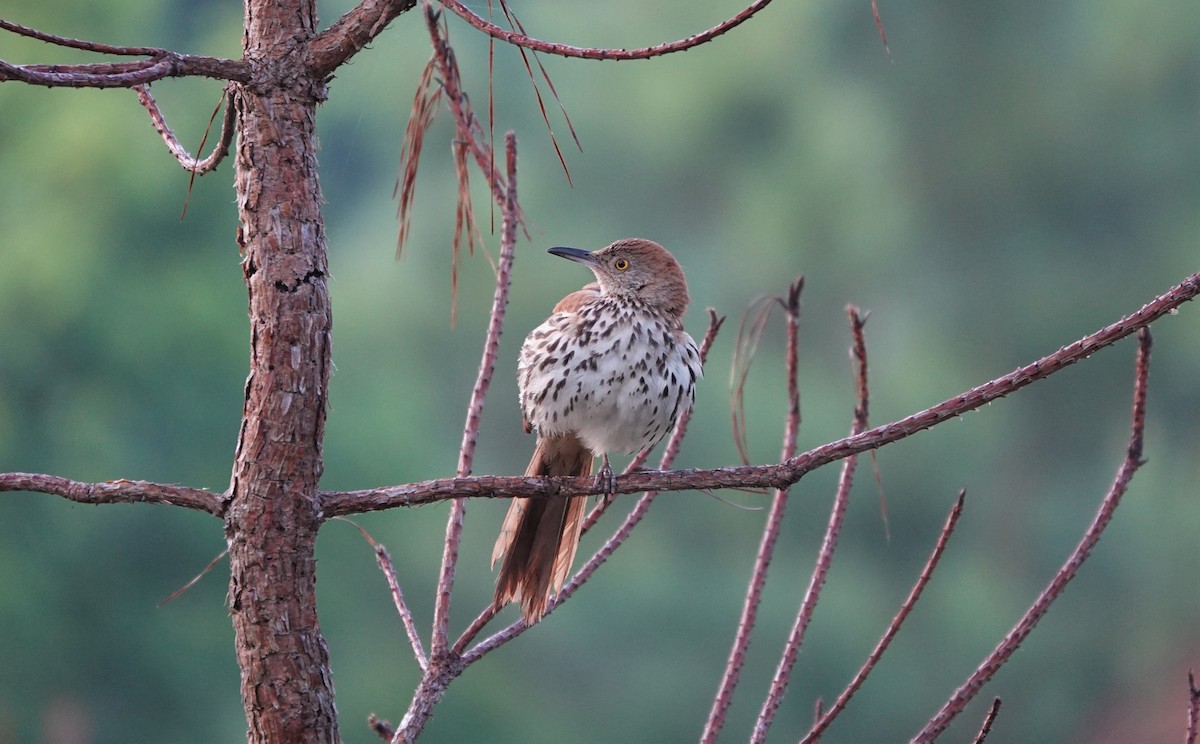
[548,238,691,317]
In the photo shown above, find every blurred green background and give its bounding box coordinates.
[2,0,1198,742]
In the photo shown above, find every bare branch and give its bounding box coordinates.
[1186,671,1199,744]
[751,305,870,743]
[702,279,804,744]
[435,0,778,60]
[910,328,1153,743]
[1,17,163,55]
[368,714,395,741]
[430,132,520,657]
[309,0,420,76]
[337,518,428,671]
[0,472,224,516]
[0,46,247,88]
[134,84,235,174]
[971,698,1002,744]
[320,270,1199,516]
[801,491,967,743]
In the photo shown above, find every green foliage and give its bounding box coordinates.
[2,0,1198,741]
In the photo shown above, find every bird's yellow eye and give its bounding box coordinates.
[614,258,630,271]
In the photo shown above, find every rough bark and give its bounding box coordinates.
[224,0,338,741]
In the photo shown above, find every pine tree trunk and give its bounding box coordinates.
[225,1,338,741]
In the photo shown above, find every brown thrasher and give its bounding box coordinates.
[491,238,703,623]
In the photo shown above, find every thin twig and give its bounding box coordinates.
[0,473,223,516]
[0,17,163,55]
[1186,671,1199,744]
[337,518,428,670]
[751,305,870,742]
[702,278,804,744]
[436,0,778,61]
[368,713,395,741]
[910,328,1153,743]
[320,270,1200,516]
[971,698,1002,744]
[800,491,967,743]
[429,132,519,658]
[133,84,236,174]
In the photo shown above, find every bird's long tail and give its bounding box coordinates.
[492,433,592,623]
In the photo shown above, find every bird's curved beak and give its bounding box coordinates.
[548,246,596,265]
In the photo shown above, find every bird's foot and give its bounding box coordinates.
[595,455,617,505]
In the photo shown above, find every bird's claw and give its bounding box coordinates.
[595,455,616,505]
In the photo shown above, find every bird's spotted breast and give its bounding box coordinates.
[519,296,701,457]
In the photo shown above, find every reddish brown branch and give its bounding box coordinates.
[0,44,247,88]
[320,270,1199,516]
[436,0,778,60]
[0,17,159,55]
[702,279,804,744]
[1186,671,1199,744]
[134,84,235,174]
[429,132,520,658]
[972,698,1002,744]
[910,328,1153,743]
[0,472,224,516]
[308,0,420,76]
[751,305,870,743]
[338,518,428,671]
[801,491,967,743]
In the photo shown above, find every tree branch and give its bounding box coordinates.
[308,0,419,77]
[1186,671,1199,744]
[702,279,805,744]
[800,490,967,743]
[320,270,1199,516]
[429,131,520,659]
[0,19,247,86]
[910,328,1153,743]
[971,698,1002,744]
[0,472,224,516]
[435,0,778,60]
[134,84,236,174]
[0,52,248,88]
[0,17,163,55]
[751,304,869,743]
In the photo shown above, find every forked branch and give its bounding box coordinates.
[750,305,871,742]
[800,490,967,743]
[702,279,806,744]
[910,328,1153,742]
[0,18,247,87]
[134,85,236,174]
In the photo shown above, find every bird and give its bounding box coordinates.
[491,238,703,623]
